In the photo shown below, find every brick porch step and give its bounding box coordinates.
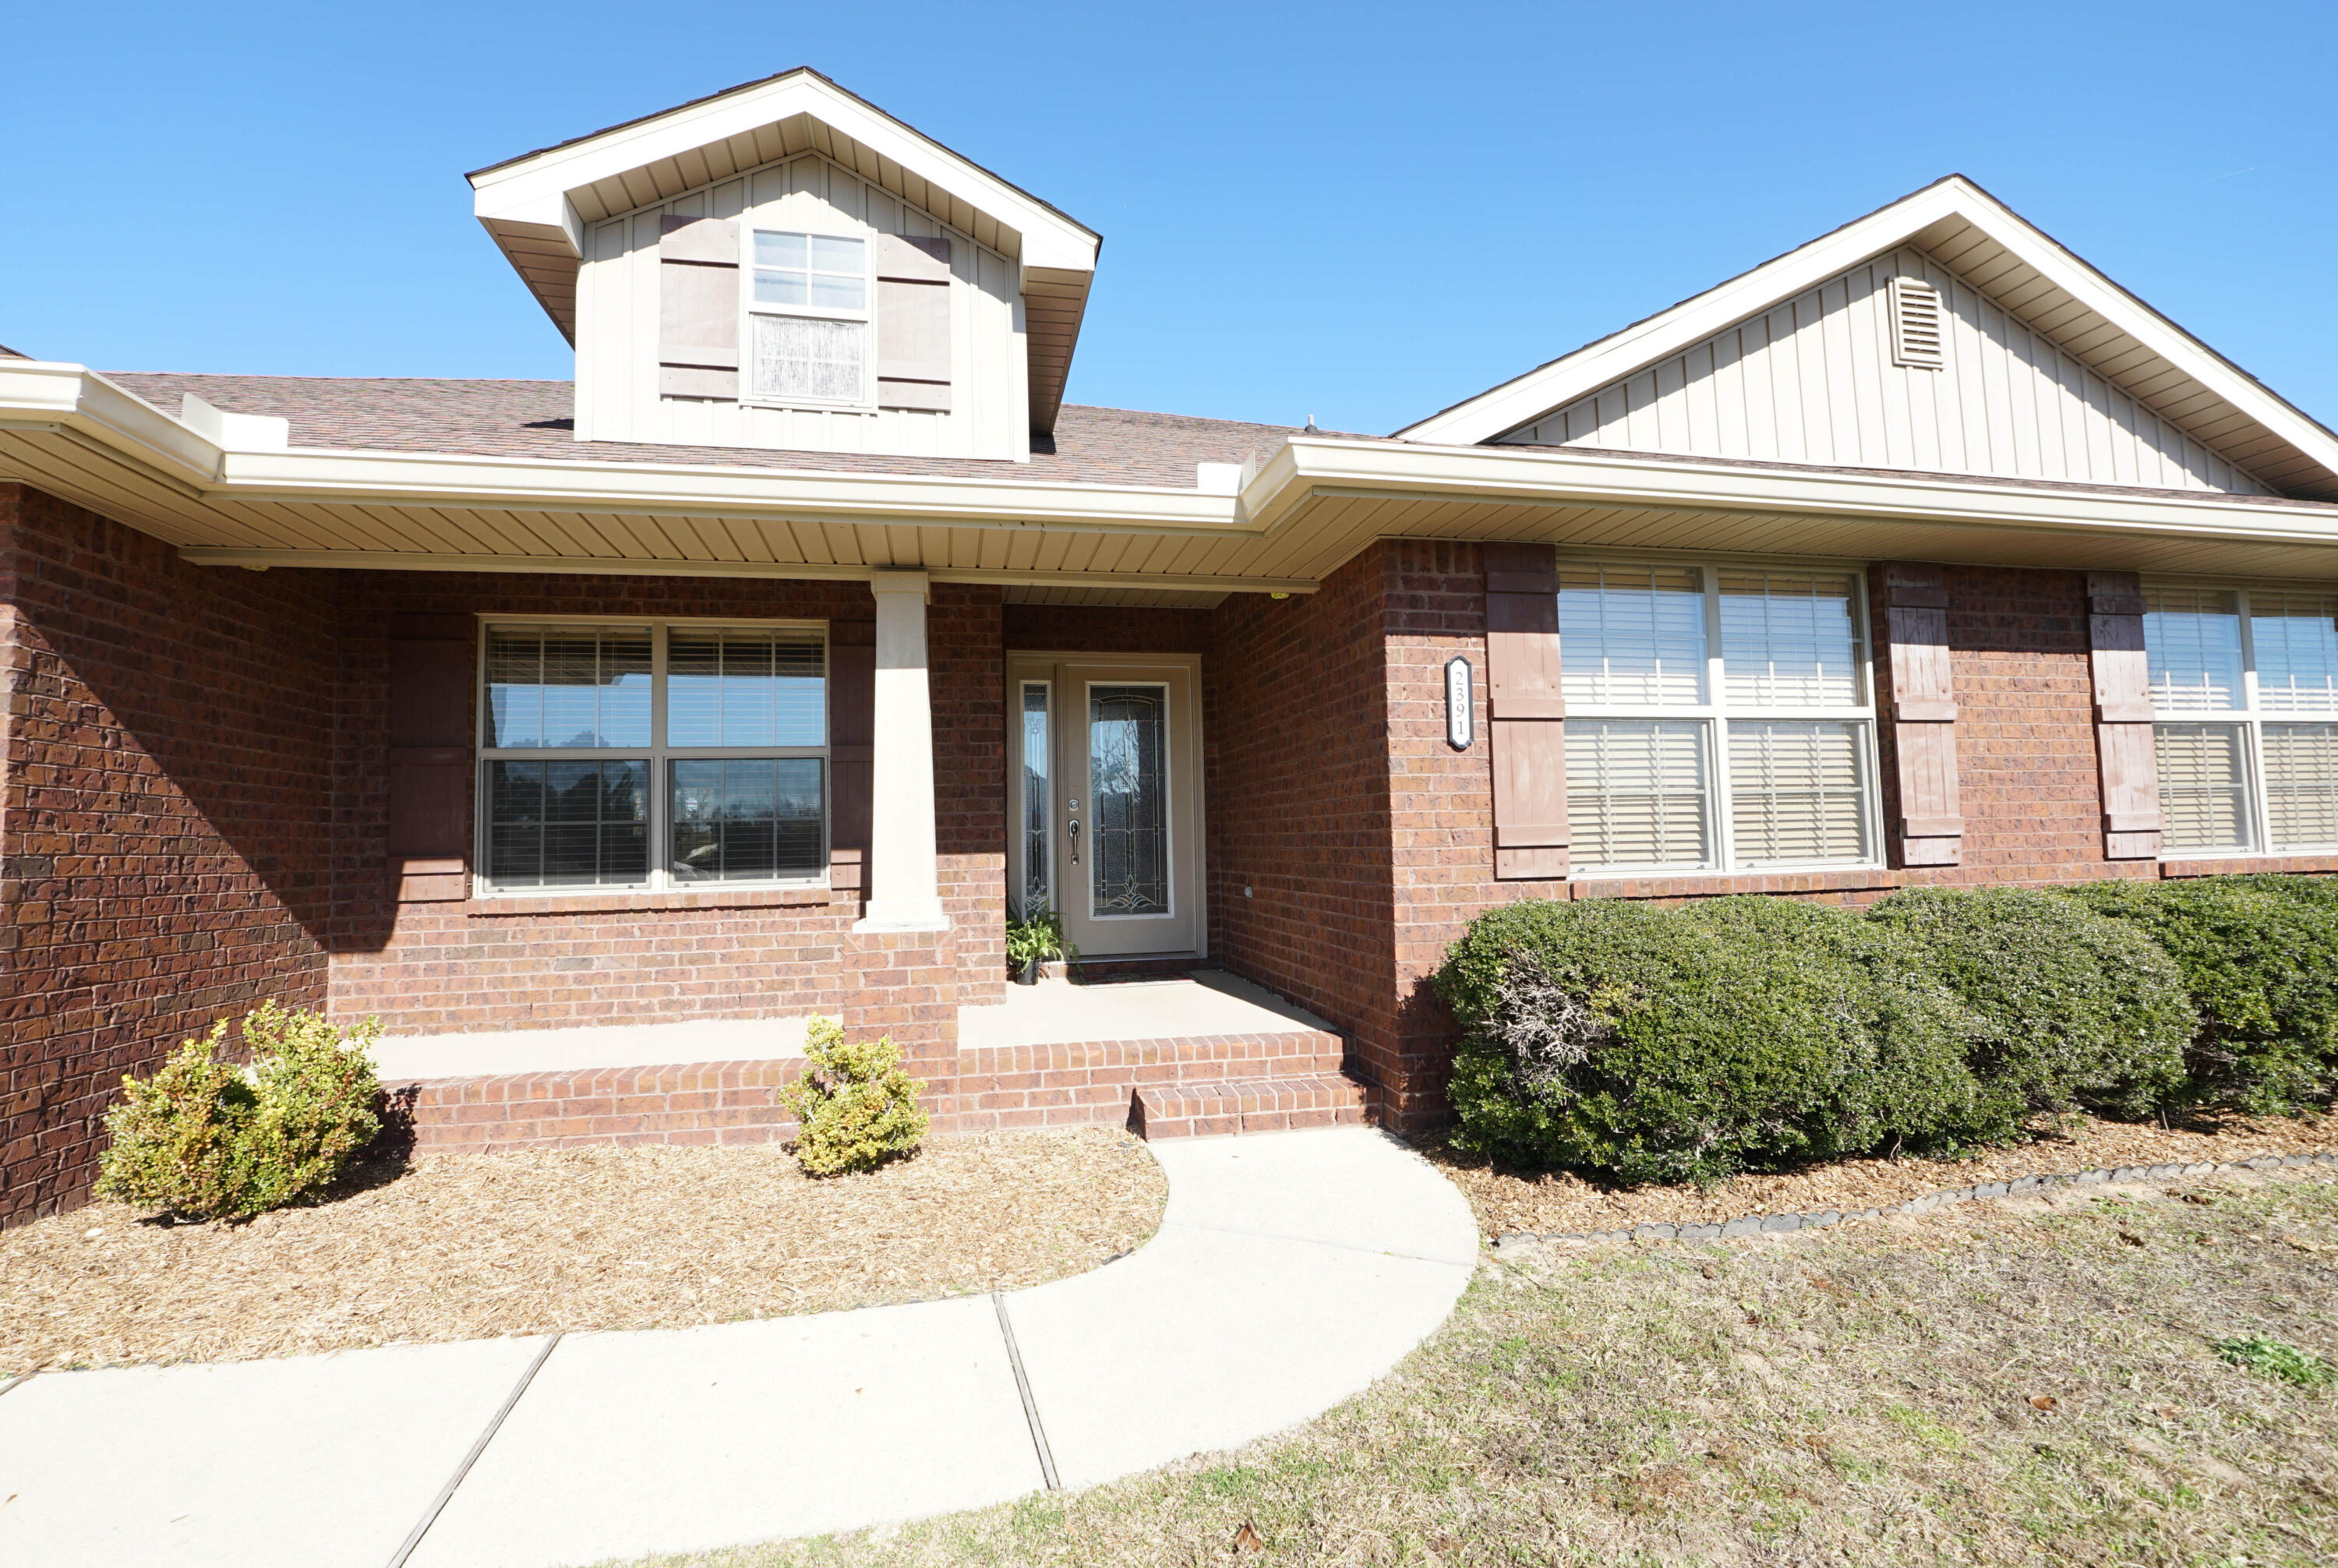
[385,1059,804,1156]
[1129,1072,1372,1139]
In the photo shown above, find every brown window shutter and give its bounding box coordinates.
[2088,570,2163,859]
[875,234,952,412]
[828,620,876,899]
[659,214,740,400]
[387,613,474,902]
[1482,542,1568,880]
[1878,563,1963,866]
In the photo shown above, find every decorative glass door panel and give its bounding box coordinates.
[1006,656,1201,958]
[1088,683,1171,917]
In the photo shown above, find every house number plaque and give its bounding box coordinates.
[1445,656,1474,750]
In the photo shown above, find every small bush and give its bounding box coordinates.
[2067,878,2338,1113]
[96,1004,383,1220]
[2215,1334,2338,1388]
[782,1019,929,1176]
[1864,886,2191,1136]
[1433,898,1981,1185]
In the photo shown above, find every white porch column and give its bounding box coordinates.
[856,570,949,931]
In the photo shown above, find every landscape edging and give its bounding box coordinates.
[1487,1150,2338,1251]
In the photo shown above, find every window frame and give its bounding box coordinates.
[1561,558,1884,878]
[471,615,832,899]
[739,225,875,413]
[2143,581,2338,859]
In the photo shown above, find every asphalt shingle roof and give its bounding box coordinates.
[101,373,1305,489]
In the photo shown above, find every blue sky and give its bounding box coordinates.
[5,2,2333,437]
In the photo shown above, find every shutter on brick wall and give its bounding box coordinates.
[2088,570,2163,859]
[1482,542,1568,880]
[387,613,473,902]
[828,619,876,899]
[875,234,952,412]
[1879,563,1963,866]
[659,214,740,401]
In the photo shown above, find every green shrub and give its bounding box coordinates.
[782,1019,929,1176]
[1865,886,2190,1135]
[96,1004,383,1221]
[1433,897,1981,1186]
[2067,878,2338,1112]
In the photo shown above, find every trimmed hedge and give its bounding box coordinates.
[2066,878,2338,1113]
[1866,886,2191,1135]
[1436,897,1983,1185]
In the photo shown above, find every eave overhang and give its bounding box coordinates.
[12,366,2338,599]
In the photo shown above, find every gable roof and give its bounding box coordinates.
[1398,175,2338,501]
[467,67,1102,435]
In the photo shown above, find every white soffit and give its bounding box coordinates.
[1399,175,2338,501]
[467,67,1100,432]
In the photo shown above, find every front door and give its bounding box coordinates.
[1008,655,1203,958]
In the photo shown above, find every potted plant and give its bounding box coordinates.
[1005,906,1076,984]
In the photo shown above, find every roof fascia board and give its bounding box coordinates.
[1249,436,2338,550]
[0,361,224,487]
[1397,180,2338,496]
[175,547,1317,595]
[207,445,1243,532]
[469,73,1098,273]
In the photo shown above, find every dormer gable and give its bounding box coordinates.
[467,69,1100,461]
[1401,176,2338,502]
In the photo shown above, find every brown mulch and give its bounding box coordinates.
[0,1129,1165,1375]
[1423,1107,2338,1239]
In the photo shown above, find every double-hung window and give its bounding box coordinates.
[2143,585,2338,854]
[479,620,828,893]
[747,229,869,407]
[1560,563,1879,873]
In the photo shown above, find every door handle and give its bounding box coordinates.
[1067,817,1080,865]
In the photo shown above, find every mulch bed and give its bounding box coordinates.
[0,1128,1165,1375]
[1422,1107,2338,1239]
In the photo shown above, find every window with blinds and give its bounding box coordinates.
[478,620,829,894]
[1561,562,1877,874]
[2144,584,2338,855]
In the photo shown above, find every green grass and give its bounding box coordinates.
[603,1175,2338,1567]
[2216,1334,2338,1388]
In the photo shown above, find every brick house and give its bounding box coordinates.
[9,69,2338,1224]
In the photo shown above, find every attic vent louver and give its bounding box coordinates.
[1888,276,1946,369]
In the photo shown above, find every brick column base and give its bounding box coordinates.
[839,925,960,1120]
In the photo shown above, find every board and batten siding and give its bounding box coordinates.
[1494,246,2271,496]
[576,151,1030,461]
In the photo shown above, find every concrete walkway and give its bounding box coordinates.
[0,1128,1477,1568]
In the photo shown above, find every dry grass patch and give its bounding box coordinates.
[1429,1107,2338,1239]
[608,1170,2338,1568]
[0,1128,1163,1373]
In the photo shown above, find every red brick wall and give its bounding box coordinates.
[1890,564,2152,891]
[0,485,337,1225]
[326,574,1007,1043]
[1202,546,1409,1108]
[1003,603,1210,655]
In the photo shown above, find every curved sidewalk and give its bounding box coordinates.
[0,1127,1478,1568]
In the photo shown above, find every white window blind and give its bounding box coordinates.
[1565,720,1709,868]
[2264,723,2338,848]
[1719,571,1862,706]
[2251,593,2338,711]
[1559,560,1877,875]
[1727,721,1866,865]
[2144,582,2338,856]
[750,315,865,404]
[2145,588,2244,712]
[1556,565,1705,705]
[2153,722,2251,852]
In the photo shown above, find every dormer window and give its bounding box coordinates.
[748,230,870,405]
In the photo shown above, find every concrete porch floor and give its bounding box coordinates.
[955,969,1333,1053]
[368,970,1332,1083]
